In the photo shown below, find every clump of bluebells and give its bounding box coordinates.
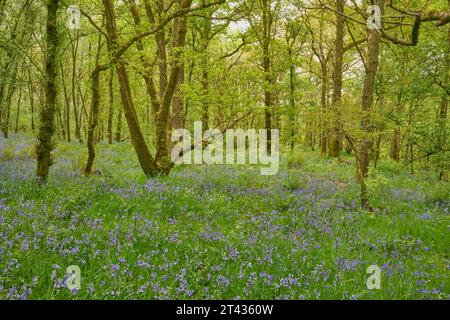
[0,135,448,300]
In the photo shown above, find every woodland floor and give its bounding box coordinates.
[0,134,448,299]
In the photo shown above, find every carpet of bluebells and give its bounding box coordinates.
[0,134,449,300]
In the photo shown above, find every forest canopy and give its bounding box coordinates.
[2,0,448,206]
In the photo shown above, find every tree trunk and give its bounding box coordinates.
[289,64,296,151]
[127,0,160,135]
[438,2,449,180]
[329,0,345,158]
[262,0,273,154]
[201,61,209,132]
[36,0,59,182]
[408,143,414,174]
[15,85,22,134]
[103,0,159,176]
[172,63,185,130]
[85,33,106,175]
[144,0,168,100]
[60,60,71,142]
[390,91,403,161]
[28,70,35,132]
[373,134,381,168]
[71,30,81,142]
[1,67,18,138]
[199,17,211,132]
[320,62,327,155]
[306,120,314,151]
[154,0,192,173]
[107,68,114,144]
[390,127,401,161]
[357,0,384,208]
[0,83,5,131]
[171,3,189,131]
[57,106,65,140]
[115,110,122,142]
[76,81,87,141]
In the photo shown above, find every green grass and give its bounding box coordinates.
[0,134,448,300]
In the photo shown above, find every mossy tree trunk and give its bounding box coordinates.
[437,0,449,180]
[154,0,192,173]
[107,68,114,145]
[85,34,107,175]
[36,0,59,182]
[329,0,345,158]
[357,0,384,208]
[103,0,160,177]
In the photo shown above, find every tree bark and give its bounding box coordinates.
[437,0,449,180]
[71,30,81,142]
[127,0,160,131]
[289,64,296,151]
[329,0,345,158]
[28,70,35,132]
[143,0,168,101]
[57,105,65,140]
[199,16,211,132]
[261,0,273,154]
[36,0,59,182]
[320,62,327,155]
[103,0,159,176]
[390,91,403,161]
[115,110,122,142]
[357,0,384,208]
[15,85,22,134]
[60,60,71,142]
[172,63,185,130]
[107,68,114,145]
[85,33,106,175]
[154,0,192,173]
[1,67,18,138]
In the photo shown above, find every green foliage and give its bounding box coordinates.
[0,136,448,300]
[424,182,450,207]
[286,148,305,169]
[15,144,36,159]
[0,145,15,160]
